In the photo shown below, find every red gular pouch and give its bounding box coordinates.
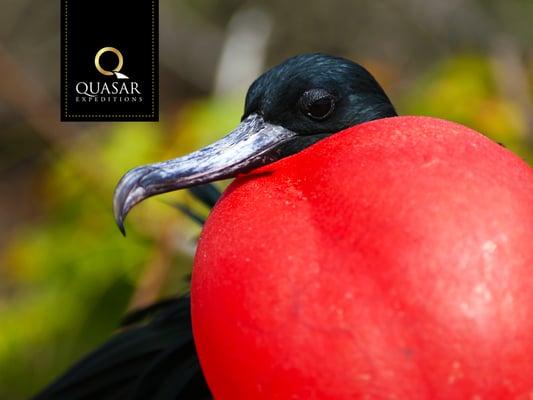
[192,116,533,400]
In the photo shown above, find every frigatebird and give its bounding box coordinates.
[35,54,533,399]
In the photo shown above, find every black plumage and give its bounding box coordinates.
[33,297,211,400]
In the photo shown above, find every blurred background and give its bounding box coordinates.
[0,0,532,397]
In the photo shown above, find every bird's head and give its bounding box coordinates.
[113,53,397,234]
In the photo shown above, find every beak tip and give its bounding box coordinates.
[113,205,127,237]
[117,218,127,237]
[113,167,147,238]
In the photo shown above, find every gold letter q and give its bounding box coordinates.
[94,47,124,76]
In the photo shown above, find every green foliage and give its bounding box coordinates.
[400,55,533,164]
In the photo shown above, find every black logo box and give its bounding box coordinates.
[61,0,159,121]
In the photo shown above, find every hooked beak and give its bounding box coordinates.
[113,114,301,235]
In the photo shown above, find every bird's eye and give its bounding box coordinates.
[299,89,335,120]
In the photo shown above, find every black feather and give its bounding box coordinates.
[188,183,221,209]
[33,296,212,400]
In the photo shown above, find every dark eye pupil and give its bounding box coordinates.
[300,89,335,120]
[308,97,333,119]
